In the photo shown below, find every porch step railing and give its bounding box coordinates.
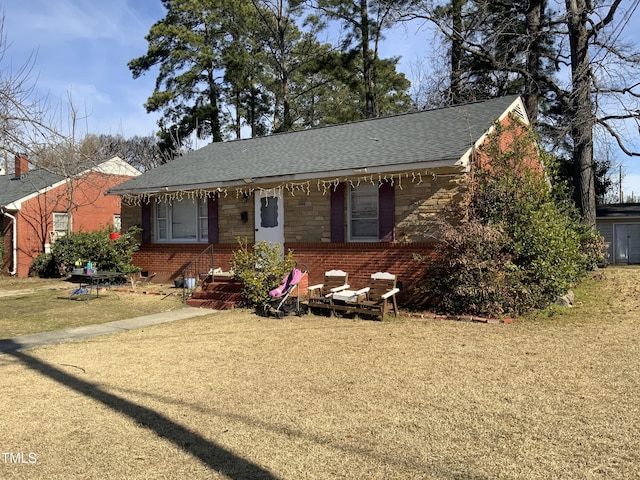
[182,244,215,301]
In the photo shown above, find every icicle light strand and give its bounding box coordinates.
[119,169,458,206]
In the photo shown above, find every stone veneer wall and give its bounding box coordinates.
[121,170,464,246]
[218,194,255,243]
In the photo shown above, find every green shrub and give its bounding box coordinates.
[230,238,295,307]
[41,226,142,277]
[418,115,606,317]
[31,252,61,278]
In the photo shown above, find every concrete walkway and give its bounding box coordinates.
[0,308,215,354]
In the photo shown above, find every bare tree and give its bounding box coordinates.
[0,22,126,241]
[399,0,640,224]
[0,14,63,161]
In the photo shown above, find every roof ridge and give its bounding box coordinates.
[222,94,521,143]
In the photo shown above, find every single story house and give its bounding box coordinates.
[109,95,530,302]
[596,203,640,264]
[1,156,140,277]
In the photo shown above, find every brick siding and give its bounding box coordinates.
[132,241,437,306]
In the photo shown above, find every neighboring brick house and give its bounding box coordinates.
[109,95,530,302]
[1,156,140,277]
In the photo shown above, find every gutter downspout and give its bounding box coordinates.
[2,210,18,276]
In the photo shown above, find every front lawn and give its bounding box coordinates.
[0,267,638,478]
[0,277,184,338]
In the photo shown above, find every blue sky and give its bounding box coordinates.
[3,0,165,137]
[3,0,640,199]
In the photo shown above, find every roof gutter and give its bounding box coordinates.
[1,209,18,276]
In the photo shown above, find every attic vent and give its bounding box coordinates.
[512,104,526,121]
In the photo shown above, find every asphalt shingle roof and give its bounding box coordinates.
[1,157,138,208]
[110,95,523,195]
[596,203,640,218]
[0,169,65,208]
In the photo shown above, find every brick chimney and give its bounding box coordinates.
[14,154,28,178]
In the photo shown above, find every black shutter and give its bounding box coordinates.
[378,181,395,242]
[330,183,345,242]
[207,195,219,243]
[141,203,151,244]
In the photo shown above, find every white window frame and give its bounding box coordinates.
[52,212,69,236]
[348,183,379,241]
[113,214,121,232]
[155,198,208,243]
[49,212,69,248]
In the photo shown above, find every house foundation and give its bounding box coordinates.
[131,241,437,306]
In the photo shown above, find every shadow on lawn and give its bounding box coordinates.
[2,340,279,479]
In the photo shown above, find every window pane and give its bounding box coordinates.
[352,219,378,238]
[260,197,279,228]
[352,193,377,218]
[198,199,208,241]
[156,203,167,240]
[199,218,208,241]
[53,213,69,232]
[157,219,167,239]
[172,200,198,239]
[350,184,378,239]
[157,203,167,219]
[198,199,208,217]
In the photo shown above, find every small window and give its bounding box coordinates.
[53,212,69,235]
[113,214,121,232]
[349,184,378,241]
[260,197,279,228]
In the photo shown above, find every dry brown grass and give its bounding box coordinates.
[1,267,639,479]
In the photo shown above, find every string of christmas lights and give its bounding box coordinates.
[121,169,459,206]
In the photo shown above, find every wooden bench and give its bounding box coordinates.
[307,270,350,314]
[309,272,400,320]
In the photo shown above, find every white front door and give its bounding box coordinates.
[255,191,284,254]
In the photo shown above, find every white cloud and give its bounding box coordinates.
[5,0,156,46]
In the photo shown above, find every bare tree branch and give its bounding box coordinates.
[598,118,640,157]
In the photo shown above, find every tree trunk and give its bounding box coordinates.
[360,0,377,118]
[450,0,465,104]
[234,90,242,140]
[207,69,223,143]
[523,0,546,126]
[566,0,596,225]
[279,17,293,131]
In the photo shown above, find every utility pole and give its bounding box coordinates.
[619,165,623,203]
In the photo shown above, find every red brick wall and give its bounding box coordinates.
[131,243,239,282]
[475,113,542,174]
[6,172,135,277]
[132,241,438,306]
[287,242,437,304]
